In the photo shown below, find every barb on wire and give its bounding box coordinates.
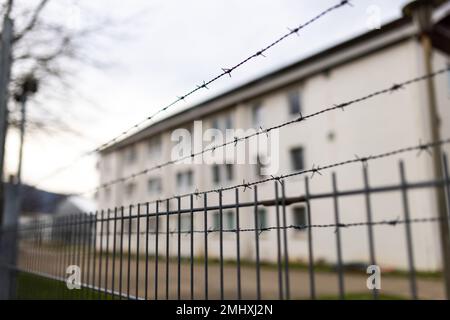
[84,67,450,196]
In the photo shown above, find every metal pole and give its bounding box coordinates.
[0,17,13,227]
[0,15,15,300]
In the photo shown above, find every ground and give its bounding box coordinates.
[15,246,446,300]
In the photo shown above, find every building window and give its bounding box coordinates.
[212,212,220,231]
[103,187,111,200]
[290,147,304,171]
[148,178,162,195]
[212,118,220,131]
[288,91,301,115]
[148,136,162,158]
[212,114,234,133]
[179,215,191,232]
[212,165,220,184]
[257,208,267,229]
[252,104,262,127]
[125,183,136,197]
[292,206,308,231]
[225,210,235,229]
[211,164,234,184]
[255,155,266,177]
[225,114,233,130]
[225,164,234,181]
[126,146,137,164]
[148,217,157,232]
[176,170,193,190]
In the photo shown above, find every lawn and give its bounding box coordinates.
[15,272,112,300]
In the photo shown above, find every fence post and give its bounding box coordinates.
[0,17,13,228]
[0,183,20,299]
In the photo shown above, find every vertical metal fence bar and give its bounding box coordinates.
[219,190,224,300]
[38,220,43,277]
[274,182,284,300]
[57,217,65,299]
[203,194,209,300]
[98,210,104,300]
[86,214,93,300]
[444,153,450,226]
[332,173,345,300]
[399,161,418,300]
[92,211,98,300]
[253,186,261,300]
[105,209,111,299]
[304,178,316,300]
[442,153,450,298]
[155,201,160,300]
[75,213,82,299]
[67,215,74,299]
[127,205,133,300]
[119,207,125,300]
[280,181,290,300]
[77,213,83,299]
[235,188,242,300]
[53,218,58,280]
[362,164,378,300]
[112,208,118,300]
[190,194,194,300]
[58,219,63,299]
[82,213,89,299]
[136,203,141,299]
[177,197,181,300]
[145,202,150,300]
[72,215,78,299]
[165,199,170,300]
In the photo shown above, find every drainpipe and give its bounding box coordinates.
[404,0,450,299]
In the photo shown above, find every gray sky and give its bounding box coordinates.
[5,0,411,195]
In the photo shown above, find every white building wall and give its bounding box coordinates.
[98,38,450,271]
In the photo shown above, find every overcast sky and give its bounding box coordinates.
[4,0,411,196]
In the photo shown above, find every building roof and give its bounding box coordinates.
[101,1,450,154]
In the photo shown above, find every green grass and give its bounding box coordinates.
[16,272,409,300]
[16,272,112,300]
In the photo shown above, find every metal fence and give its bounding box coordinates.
[1,148,450,300]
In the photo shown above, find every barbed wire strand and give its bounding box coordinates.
[13,216,448,236]
[32,1,350,187]
[86,67,450,195]
[79,138,450,215]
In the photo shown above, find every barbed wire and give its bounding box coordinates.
[47,137,447,218]
[14,216,448,237]
[86,67,450,195]
[32,1,350,187]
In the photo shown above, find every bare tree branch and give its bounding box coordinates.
[12,0,49,43]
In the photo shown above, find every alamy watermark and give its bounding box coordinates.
[366,264,381,290]
[66,265,81,290]
[171,121,281,175]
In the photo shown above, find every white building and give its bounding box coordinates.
[97,1,450,271]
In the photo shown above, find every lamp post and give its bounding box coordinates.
[13,74,38,187]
